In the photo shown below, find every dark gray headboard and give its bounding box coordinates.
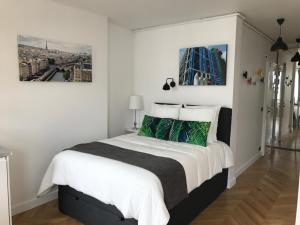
[215,107,232,146]
[155,103,182,106]
[155,103,232,146]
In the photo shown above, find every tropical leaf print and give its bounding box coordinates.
[138,115,161,138]
[155,118,174,140]
[185,121,210,146]
[169,120,184,142]
[169,120,211,147]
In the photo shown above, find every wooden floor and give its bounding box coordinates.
[13,149,299,225]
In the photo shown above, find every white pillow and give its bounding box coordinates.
[179,106,220,143]
[150,103,181,119]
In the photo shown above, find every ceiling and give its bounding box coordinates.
[53,0,300,45]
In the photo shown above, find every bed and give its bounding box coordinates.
[38,106,233,225]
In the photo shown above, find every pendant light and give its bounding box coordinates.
[271,18,288,51]
[291,38,300,62]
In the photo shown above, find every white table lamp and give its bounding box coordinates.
[129,95,143,130]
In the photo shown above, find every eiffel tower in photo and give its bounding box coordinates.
[45,40,48,50]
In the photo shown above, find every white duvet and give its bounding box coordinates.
[38,134,234,225]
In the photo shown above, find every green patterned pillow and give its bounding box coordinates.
[138,115,161,138]
[155,118,174,140]
[169,120,211,147]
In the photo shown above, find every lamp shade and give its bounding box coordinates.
[129,95,143,110]
[291,38,300,62]
[271,37,288,51]
[163,82,170,90]
[291,52,300,62]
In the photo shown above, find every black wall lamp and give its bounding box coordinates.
[162,78,176,91]
[291,38,300,62]
[271,18,288,52]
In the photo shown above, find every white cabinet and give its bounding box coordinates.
[0,154,11,225]
[296,174,300,225]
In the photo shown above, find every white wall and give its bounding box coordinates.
[229,16,244,184]
[233,23,273,173]
[132,14,275,184]
[108,22,134,137]
[0,0,108,214]
[133,15,240,115]
[133,14,243,186]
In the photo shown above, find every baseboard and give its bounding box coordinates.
[12,189,58,216]
[235,151,262,178]
[227,175,236,189]
[227,167,236,189]
[227,177,236,189]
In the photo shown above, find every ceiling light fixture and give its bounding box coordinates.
[271,18,288,52]
[291,38,300,62]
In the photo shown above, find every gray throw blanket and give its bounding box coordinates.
[67,141,188,209]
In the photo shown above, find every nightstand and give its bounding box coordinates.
[126,128,140,134]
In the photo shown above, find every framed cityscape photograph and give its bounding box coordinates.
[17,34,92,82]
[179,44,227,86]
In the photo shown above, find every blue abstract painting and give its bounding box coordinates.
[179,44,227,86]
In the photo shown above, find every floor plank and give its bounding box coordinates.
[13,149,299,225]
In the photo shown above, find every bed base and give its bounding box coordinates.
[58,169,228,225]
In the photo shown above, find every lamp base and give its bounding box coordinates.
[132,121,138,130]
